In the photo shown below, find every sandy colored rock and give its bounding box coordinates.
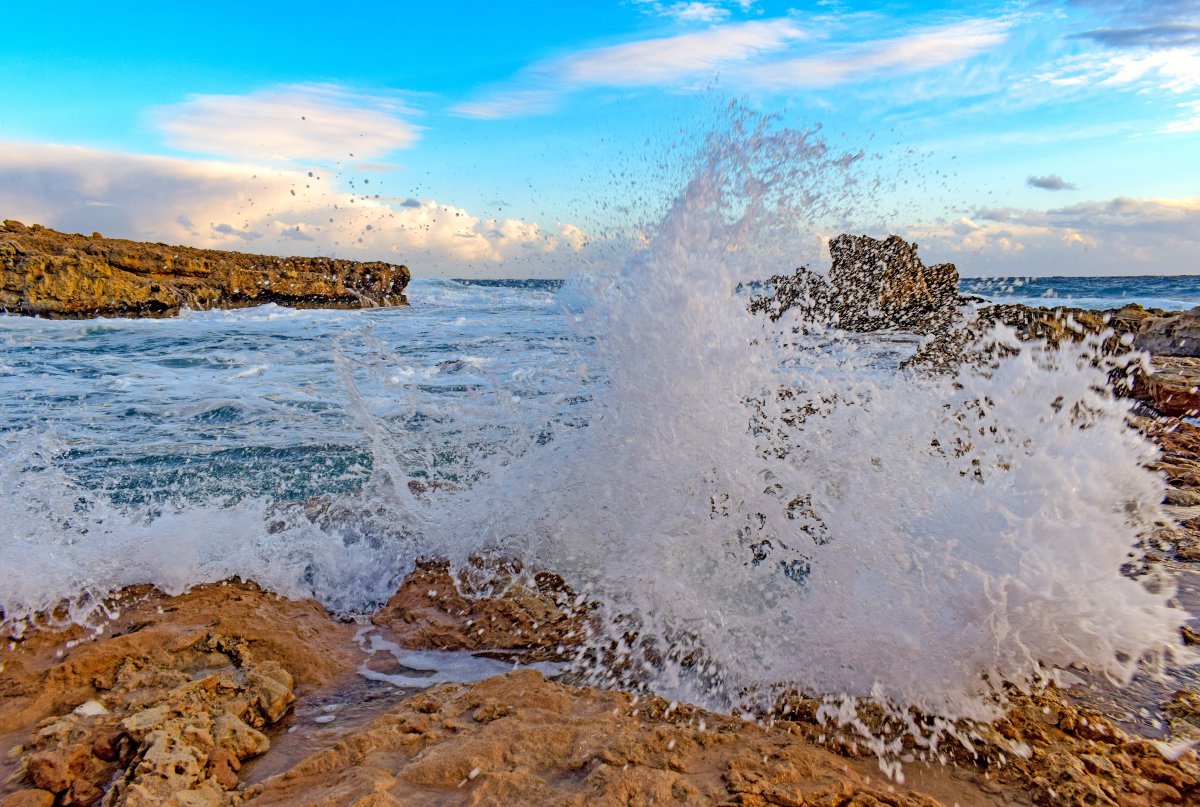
[0,220,409,317]
[3,623,317,806]
[240,669,974,806]
[0,581,361,804]
[371,561,589,661]
[5,560,1200,805]
[0,791,55,807]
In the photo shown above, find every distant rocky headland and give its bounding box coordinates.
[0,221,410,318]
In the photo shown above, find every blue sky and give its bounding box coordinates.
[2,0,1198,276]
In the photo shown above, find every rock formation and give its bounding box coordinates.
[0,221,409,318]
[749,234,962,333]
[5,536,1200,805]
[1136,307,1200,357]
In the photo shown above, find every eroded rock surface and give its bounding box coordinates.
[750,234,962,333]
[1135,357,1200,418]
[242,669,962,807]
[1137,307,1200,358]
[0,220,409,318]
[371,561,589,662]
[8,521,1200,806]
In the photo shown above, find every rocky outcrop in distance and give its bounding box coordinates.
[0,221,409,318]
[751,234,1199,416]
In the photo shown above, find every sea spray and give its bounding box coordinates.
[431,111,1188,724]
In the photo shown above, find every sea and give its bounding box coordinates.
[3,116,1198,735]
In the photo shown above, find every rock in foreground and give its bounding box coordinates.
[0,221,409,318]
[6,557,1200,805]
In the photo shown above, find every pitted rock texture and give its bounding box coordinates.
[749,234,961,333]
[0,220,409,318]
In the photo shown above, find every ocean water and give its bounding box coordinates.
[961,275,1200,312]
[1,113,1192,742]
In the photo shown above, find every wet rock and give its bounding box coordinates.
[0,791,55,807]
[6,570,1200,806]
[750,234,961,333]
[0,220,410,317]
[239,669,964,806]
[1136,307,1200,357]
[371,561,589,661]
[1133,357,1200,417]
[0,581,361,804]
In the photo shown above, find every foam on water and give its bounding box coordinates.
[0,111,1189,734]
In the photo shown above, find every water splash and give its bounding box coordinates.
[432,109,1187,722]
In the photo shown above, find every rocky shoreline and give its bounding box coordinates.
[3,453,1200,807]
[0,221,410,318]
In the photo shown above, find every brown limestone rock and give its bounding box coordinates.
[0,792,55,807]
[0,581,361,804]
[240,669,976,807]
[371,561,589,661]
[0,220,409,318]
[7,630,301,807]
[1133,357,1200,417]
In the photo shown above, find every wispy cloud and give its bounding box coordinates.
[558,19,804,85]
[1070,0,1200,49]
[632,0,757,24]
[0,142,588,276]
[454,16,1008,118]
[155,84,420,163]
[1027,174,1077,191]
[1161,99,1200,133]
[739,18,1009,89]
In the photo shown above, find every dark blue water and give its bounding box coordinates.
[458,276,1200,312]
[961,275,1199,311]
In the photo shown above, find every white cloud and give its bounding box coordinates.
[912,195,1200,275]
[1032,46,1200,134]
[1161,99,1200,133]
[1037,48,1200,95]
[455,16,1008,118]
[633,0,759,24]
[558,19,804,86]
[155,83,420,163]
[0,142,587,277]
[740,19,1010,88]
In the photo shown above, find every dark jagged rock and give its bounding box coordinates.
[0,220,410,318]
[749,234,961,333]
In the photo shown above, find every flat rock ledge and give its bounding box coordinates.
[0,220,410,318]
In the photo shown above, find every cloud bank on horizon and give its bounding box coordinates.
[1,0,1198,277]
